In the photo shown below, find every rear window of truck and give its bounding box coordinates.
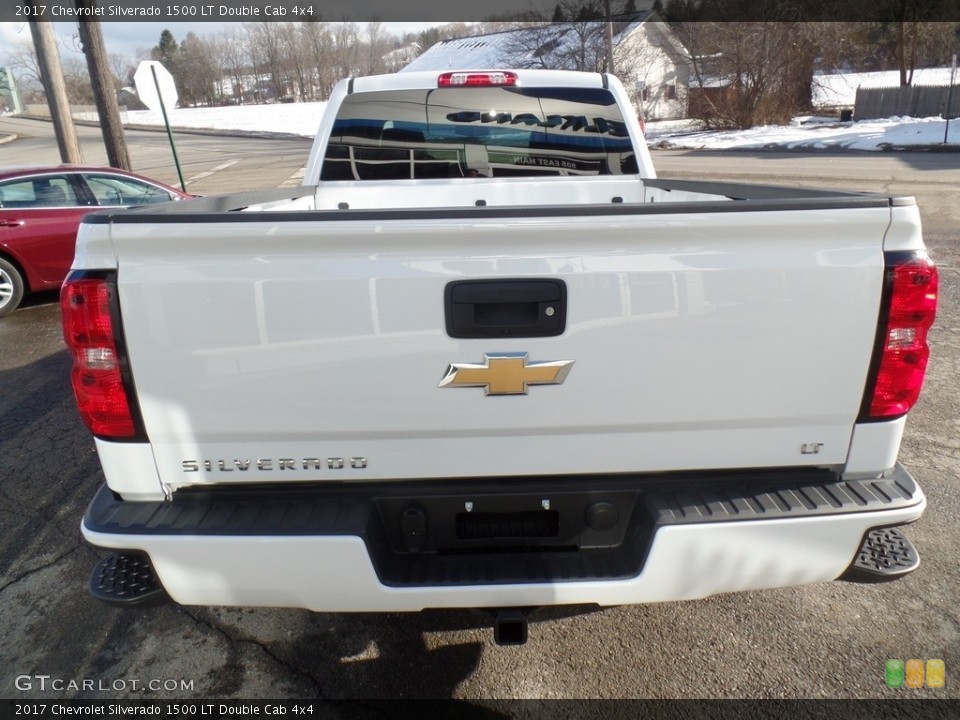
[320,86,638,180]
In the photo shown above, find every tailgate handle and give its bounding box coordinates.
[445,279,566,338]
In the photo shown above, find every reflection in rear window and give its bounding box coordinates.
[320,86,637,181]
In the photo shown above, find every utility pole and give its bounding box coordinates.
[27,3,81,164]
[76,1,131,170]
[605,0,616,75]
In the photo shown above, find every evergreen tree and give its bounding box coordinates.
[151,29,180,70]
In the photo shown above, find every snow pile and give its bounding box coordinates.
[647,115,959,151]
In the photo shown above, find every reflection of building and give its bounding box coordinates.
[319,83,638,182]
[402,11,692,121]
[0,67,25,115]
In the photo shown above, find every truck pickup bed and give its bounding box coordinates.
[63,70,937,638]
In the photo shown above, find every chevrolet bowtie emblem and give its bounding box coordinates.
[439,353,574,396]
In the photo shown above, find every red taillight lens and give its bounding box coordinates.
[865,254,938,419]
[61,276,137,438]
[438,71,518,87]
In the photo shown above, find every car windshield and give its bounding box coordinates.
[84,174,174,206]
[320,86,637,180]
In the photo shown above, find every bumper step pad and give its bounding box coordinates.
[839,527,920,583]
[90,552,170,607]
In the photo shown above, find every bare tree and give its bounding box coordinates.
[679,22,815,129]
[277,23,310,100]
[887,1,957,85]
[108,53,135,88]
[784,1,958,84]
[249,23,289,100]
[242,24,268,102]
[212,28,249,103]
[5,38,45,102]
[498,2,648,73]
[61,56,94,104]
[886,16,959,84]
[301,21,336,100]
[331,23,361,81]
[501,22,608,72]
[364,22,387,75]
[178,32,220,106]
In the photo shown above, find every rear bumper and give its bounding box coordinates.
[81,465,925,611]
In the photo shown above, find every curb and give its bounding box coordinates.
[0,133,18,145]
[648,140,960,153]
[122,122,309,141]
[17,114,310,142]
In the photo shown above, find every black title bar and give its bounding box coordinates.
[4,0,960,23]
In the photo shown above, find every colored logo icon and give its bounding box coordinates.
[927,659,946,688]
[886,658,946,688]
[905,659,925,688]
[885,659,905,688]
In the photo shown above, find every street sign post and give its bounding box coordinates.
[134,60,186,191]
[0,67,25,115]
[945,54,958,145]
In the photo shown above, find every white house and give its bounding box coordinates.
[401,11,693,121]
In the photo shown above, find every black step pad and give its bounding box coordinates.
[89,553,170,607]
[839,527,920,583]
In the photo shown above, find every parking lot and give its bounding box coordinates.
[1,139,958,701]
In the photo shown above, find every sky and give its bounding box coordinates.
[0,21,443,68]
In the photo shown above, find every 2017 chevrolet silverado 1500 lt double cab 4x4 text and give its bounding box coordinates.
[64,70,938,644]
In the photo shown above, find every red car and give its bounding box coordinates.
[0,165,192,317]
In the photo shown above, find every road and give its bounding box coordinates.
[0,117,958,702]
[0,116,313,194]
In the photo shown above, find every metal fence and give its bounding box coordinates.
[855,84,958,120]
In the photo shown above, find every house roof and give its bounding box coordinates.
[401,11,657,73]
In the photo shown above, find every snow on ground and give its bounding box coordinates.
[73,98,960,152]
[813,67,958,108]
[643,66,960,151]
[77,102,330,137]
[646,115,960,151]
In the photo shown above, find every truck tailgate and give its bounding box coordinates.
[106,204,891,489]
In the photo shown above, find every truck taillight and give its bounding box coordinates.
[862,253,938,420]
[61,274,139,439]
[438,71,518,87]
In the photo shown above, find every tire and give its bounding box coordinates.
[0,257,25,318]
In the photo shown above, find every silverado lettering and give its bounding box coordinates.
[181,458,369,472]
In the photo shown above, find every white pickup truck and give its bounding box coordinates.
[64,70,938,644]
